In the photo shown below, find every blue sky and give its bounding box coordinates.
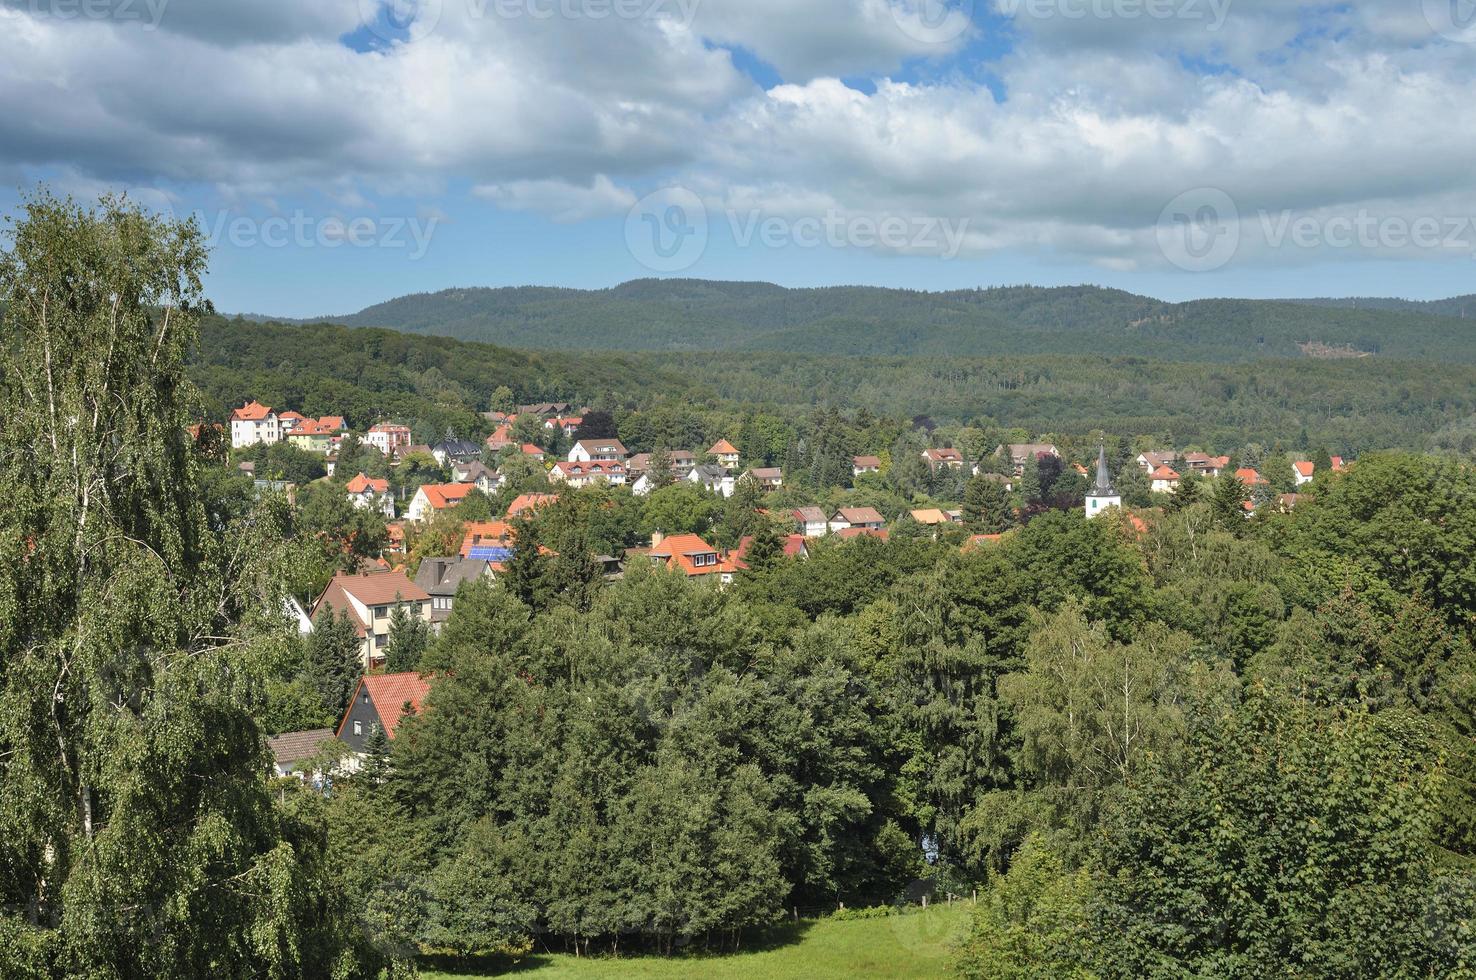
[3,0,1475,316]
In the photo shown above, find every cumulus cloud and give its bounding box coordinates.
[4,0,1476,272]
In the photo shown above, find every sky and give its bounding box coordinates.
[3,0,1476,316]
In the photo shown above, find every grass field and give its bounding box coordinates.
[423,904,971,979]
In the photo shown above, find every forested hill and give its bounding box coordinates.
[273,280,1476,362]
[1284,294,1476,318]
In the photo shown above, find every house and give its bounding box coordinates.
[1182,453,1230,477]
[1136,451,1179,474]
[852,455,883,477]
[550,460,627,488]
[828,507,886,533]
[385,522,406,554]
[414,557,494,625]
[708,439,741,469]
[406,482,476,522]
[519,402,573,417]
[545,415,584,437]
[972,471,1016,492]
[738,467,784,492]
[688,464,735,498]
[345,473,395,517]
[366,423,412,456]
[452,460,502,495]
[910,508,963,525]
[485,424,515,452]
[645,532,738,580]
[521,444,547,462]
[730,534,810,570]
[286,418,342,454]
[311,571,432,670]
[1292,460,1316,486]
[337,672,432,755]
[998,443,1060,476]
[792,506,829,538]
[506,492,559,517]
[431,435,482,467]
[1331,456,1348,472]
[1085,444,1122,519]
[229,401,281,449]
[835,526,889,542]
[267,728,337,780]
[569,439,628,464]
[923,447,966,472]
[1235,468,1269,487]
[1149,465,1181,494]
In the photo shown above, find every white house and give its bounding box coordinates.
[828,507,886,533]
[229,401,281,449]
[569,439,628,464]
[345,473,395,517]
[852,455,882,478]
[1149,465,1181,494]
[1293,460,1316,486]
[793,506,829,538]
[365,423,412,455]
[708,439,741,470]
[549,460,627,488]
[688,464,735,498]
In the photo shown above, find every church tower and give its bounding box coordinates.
[1085,443,1121,519]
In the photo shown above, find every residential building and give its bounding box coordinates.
[738,467,784,492]
[506,492,559,517]
[431,434,482,467]
[337,672,432,755]
[229,400,281,448]
[345,472,395,517]
[311,571,432,670]
[520,444,547,462]
[688,464,735,498]
[645,532,737,580]
[793,506,829,538]
[1136,450,1179,473]
[267,728,337,780]
[1085,444,1122,519]
[414,557,494,625]
[519,402,573,417]
[852,455,882,477]
[910,508,963,525]
[285,418,341,454]
[923,447,966,471]
[998,443,1060,476]
[485,424,515,452]
[545,415,584,437]
[828,507,886,533]
[1182,453,1230,477]
[1292,460,1316,486]
[1149,465,1181,494]
[1235,468,1269,487]
[406,482,476,522]
[568,438,628,464]
[366,424,412,455]
[452,460,502,495]
[550,459,627,488]
[708,439,742,469]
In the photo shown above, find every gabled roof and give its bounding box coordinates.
[506,492,559,517]
[554,460,626,478]
[460,520,515,557]
[836,527,889,541]
[853,455,882,468]
[521,444,546,457]
[572,438,627,456]
[289,418,340,437]
[345,473,389,495]
[1235,468,1268,486]
[338,673,432,741]
[648,533,734,576]
[910,508,953,525]
[1293,460,1315,477]
[793,506,828,523]
[1150,465,1180,480]
[924,447,963,461]
[230,400,274,421]
[369,422,411,433]
[708,439,739,455]
[267,728,336,767]
[745,467,783,480]
[416,483,476,510]
[832,506,886,525]
[312,571,430,635]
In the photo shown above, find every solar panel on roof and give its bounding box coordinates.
[467,546,515,562]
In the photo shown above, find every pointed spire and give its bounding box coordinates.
[1092,442,1114,496]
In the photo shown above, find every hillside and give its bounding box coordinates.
[284,280,1476,363]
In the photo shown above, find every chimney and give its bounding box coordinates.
[651,530,665,548]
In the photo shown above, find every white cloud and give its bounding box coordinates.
[474,174,637,221]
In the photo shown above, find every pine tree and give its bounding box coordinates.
[0,191,363,974]
[964,475,1013,532]
[385,604,431,673]
[1211,472,1250,527]
[504,516,552,612]
[310,608,365,718]
[648,446,675,489]
[359,725,392,786]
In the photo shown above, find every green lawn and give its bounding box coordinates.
[424,904,971,979]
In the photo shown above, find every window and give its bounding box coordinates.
[353,721,362,736]
[362,691,369,704]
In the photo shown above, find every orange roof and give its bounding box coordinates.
[506,492,559,517]
[418,483,476,511]
[709,439,739,455]
[338,672,432,741]
[649,533,734,577]
[925,447,963,461]
[288,418,339,436]
[966,533,1004,548]
[460,520,515,557]
[521,444,546,457]
[1235,468,1268,486]
[1330,456,1347,471]
[345,473,389,495]
[319,415,346,430]
[911,508,952,525]
[836,527,889,541]
[370,423,411,433]
[853,455,882,468]
[1293,460,1315,477]
[1150,465,1180,480]
[230,400,273,421]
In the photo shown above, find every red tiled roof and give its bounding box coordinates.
[649,533,734,576]
[1235,468,1268,486]
[553,460,626,478]
[460,520,515,557]
[506,492,558,517]
[312,571,430,635]
[925,447,963,461]
[1150,465,1180,480]
[836,527,889,541]
[521,444,546,457]
[338,673,432,741]
[230,400,273,421]
[345,473,389,495]
[853,455,882,468]
[1293,460,1315,477]
[418,483,476,511]
[709,439,739,455]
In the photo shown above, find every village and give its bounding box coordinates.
[223,397,1356,784]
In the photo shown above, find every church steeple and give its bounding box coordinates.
[1085,442,1121,519]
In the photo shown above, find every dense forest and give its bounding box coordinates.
[198,316,1476,455]
[265,280,1476,363]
